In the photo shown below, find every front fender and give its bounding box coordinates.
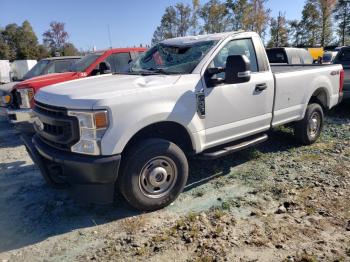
[100,92,205,155]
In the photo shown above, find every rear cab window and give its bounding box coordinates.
[105,52,131,73]
[266,49,288,63]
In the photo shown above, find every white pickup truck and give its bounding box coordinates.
[23,31,344,211]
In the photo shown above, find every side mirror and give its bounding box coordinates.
[99,61,112,74]
[225,55,251,84]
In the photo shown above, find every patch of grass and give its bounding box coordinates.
[228,170,242,179]
[296,254,318,262]
[188,225,200,238]
[194,255,215,262]
[246,148,264,160]
[221,201,231,210]
[121,216,146,235]
[212,207,225,219]
[152,233,169,243]
[175,218,186,229]
[305,206,316,216]
[297,153,322,162]
[331,163,349,176]
[187,212,199,222]
[193,190,205,198]
[135,246,148,256]
[215,225,224,235]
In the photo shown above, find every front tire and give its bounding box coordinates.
[294,103,324,145]
[119,138,189,211]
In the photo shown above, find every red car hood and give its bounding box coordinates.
[15,72,84,92]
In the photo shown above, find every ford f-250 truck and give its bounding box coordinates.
[3,48,146,128]
[23,32,344,211]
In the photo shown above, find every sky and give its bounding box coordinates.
[1,0,305,50]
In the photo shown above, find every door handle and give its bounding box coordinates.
[255,83,268,92]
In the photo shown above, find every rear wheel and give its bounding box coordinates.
[119,138,188,211]
[294,103,324,145]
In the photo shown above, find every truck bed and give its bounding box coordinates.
[271,64,340,74]
[271,64,341,127]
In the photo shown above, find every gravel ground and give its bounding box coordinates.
[0,103,349,262]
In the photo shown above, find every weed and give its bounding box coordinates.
[221,201,231,210]
[121,216,146,235]
[212,207,225,219]
[187,212,198,222]
[297,254,318,262]
[193,190,205,198]
[215,225,224,235]
[135,246,148,256]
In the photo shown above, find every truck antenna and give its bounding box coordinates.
[108,24,112,49]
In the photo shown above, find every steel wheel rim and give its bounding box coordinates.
[139,156,178,199]
[308,112,321,139]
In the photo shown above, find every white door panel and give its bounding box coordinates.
[204,72,274,146]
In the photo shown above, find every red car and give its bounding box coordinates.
[5,48,146,127]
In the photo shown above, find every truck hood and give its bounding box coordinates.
[15,72,81,92]
[35,74,182,109]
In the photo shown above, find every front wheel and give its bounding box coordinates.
[118,138,189,211]
[294,103,324,145]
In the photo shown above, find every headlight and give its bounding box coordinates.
[68,110,109,155]
[18,88,34,109]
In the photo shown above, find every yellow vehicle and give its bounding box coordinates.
[307,47,324,62]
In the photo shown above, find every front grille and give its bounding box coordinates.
[35,101,66,117]
[34,101,79,151]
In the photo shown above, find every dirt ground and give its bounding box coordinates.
[0,103,349,262]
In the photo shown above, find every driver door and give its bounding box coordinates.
[203,38,274,148]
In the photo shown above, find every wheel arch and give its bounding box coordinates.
[308,87,330,109]
[121,121,196,156]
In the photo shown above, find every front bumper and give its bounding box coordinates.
[7,108,35,123]
[22,134,121,204]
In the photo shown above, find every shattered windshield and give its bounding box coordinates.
[130,40,218,75]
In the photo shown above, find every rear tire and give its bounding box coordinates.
[119,138,188,211]
[294,103,324,145]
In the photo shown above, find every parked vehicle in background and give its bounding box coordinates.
[0,56,81,121]
[0,60,11,84]
[24,32,343,211]
[307,47,324,62]
[266,47,313,64]
[10,60,37,81]
[19,56,81,81]
[0,56,81,98]
[322,51,338,64]
[333,46,350,100]
[2,48,146,129]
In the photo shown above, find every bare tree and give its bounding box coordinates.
[43,21,69,54]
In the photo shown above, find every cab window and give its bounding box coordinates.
[46,60,77,74]
[105,52,131,73]
[209,39,258,79]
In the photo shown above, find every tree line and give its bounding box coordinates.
[0,21,79,61]
[152,0,350,47]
